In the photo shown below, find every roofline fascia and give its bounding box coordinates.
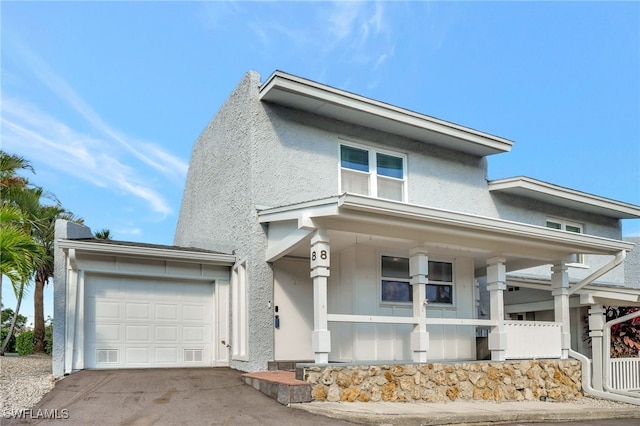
[259,71,514,155]
[336,194,634,254]
[489,176,640,218]
[57,239,236,265]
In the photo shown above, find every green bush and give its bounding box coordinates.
[16,330,34,356]
[1,329,17,353]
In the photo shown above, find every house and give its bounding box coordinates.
[54,71,640,389]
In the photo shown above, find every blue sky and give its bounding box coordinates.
[1,1,639,324]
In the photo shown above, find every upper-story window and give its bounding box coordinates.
[340,144,406,202]
[546,217,585,264]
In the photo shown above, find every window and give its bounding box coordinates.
[340,144,406,201]
[380,256,454,305]
[546,218,585,264]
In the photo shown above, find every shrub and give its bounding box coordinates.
[1,329,17,353]
[16,330,34,356]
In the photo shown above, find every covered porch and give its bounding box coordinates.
[259,194,633,365]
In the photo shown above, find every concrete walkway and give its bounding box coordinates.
[292,398,640,425]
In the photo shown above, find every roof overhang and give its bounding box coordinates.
[259,71,514,157]
[57,239,236,266]
[258,194,634,266]
[489,177,640,219]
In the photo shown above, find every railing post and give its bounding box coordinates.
[487,257,507,361]
[551,261,571,359]
[410,248,429,362]
[310,229,331,364]
[589,304,606,391]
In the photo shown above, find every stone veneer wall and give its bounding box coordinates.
[302,360,583,403]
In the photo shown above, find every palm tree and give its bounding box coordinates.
[94,228,112,240]
[0,204,44,354]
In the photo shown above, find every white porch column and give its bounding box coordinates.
[409,248,429,363]
[310,229,331,364]
[551,261,570,359]
[588,305,606,391]
[487,257,507,361]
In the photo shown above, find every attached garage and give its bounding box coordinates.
[85,276,214,369]
[53,227,235,377]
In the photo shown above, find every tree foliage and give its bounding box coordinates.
[606,306,640,358]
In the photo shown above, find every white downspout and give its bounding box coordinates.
[569,349,640,405]
[568,250,626,296]
[603,309,640,397]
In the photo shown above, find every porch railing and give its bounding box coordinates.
[326,314,563,360]
[503,320,562,359]
[608,358,640,391]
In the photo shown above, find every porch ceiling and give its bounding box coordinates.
[258,194,633,270]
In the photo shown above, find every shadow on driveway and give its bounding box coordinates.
[5,368,358,425]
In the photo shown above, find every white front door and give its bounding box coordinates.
[85,275,214,369]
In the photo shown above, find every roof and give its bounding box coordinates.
[489,177,640,219]
[258,194,634,268]
[56,238,236,265]
[259,71,514,157]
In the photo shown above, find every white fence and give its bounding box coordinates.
[609,358,640,391]
[503,321,562,359]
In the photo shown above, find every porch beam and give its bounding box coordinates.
[327,314,498,326]
[265,228,313,262]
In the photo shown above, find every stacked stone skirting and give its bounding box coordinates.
[301,360,583,403]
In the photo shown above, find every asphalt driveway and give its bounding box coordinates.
[6,368,358,425]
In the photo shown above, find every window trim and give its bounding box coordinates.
[546,217,586,265]
[339,140,407,202]
[231,259,249,361]
[378,252,455,307]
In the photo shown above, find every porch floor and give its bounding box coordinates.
[241,370,312,405]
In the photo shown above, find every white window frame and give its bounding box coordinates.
[546,217,586,265]
[339,140,407,202]
[379,253,455,307]
[231,259,249,360]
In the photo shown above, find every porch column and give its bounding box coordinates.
[310,229,331,364]
[588,305,606,391]
[551,261,570,359]
[409,248,429,362]
[487,257,507,361]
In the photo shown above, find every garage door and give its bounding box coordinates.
[85,275,214,369]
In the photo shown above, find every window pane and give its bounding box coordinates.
[377,177,403,201]
[382,280,412,303]
[341,145,369,172]
[429,261,453,282]
[382,256,410,278]
[546,221,562,230]
[341,169,370,195]
[566,225,582,233]
[427,284,452,304]
[376,153,403,179]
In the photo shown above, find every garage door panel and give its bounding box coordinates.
[85,276,214,369]
[155,304,178,320]
[155,326,178,341]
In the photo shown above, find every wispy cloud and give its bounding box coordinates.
[1,98,174,216]
[0,37,187,217]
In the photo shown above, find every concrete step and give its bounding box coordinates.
[241,370,312,405]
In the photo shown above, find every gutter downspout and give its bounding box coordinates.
[603,309,640,397]
[569,349,640,406]
[568,250,626,296]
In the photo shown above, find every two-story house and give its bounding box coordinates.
[54,71,640,386]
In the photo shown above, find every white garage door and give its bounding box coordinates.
[85,275,214,369]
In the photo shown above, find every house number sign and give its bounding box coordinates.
[310,243,330,269]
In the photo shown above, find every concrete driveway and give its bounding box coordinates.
[6,368,358,425]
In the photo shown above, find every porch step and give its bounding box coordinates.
[241,370,311,405]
